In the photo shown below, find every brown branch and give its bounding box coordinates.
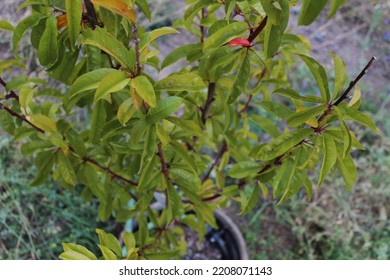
[0,103,44,133]
[83,157,138,186]
[157,143,169,178]
[84,0,100,29]
[0,77,19,101]
[201,82,216,124]
[202,141,227,183]
[200,8,207,43]
[132,23,142,77]
[239,95,253,114]
[317,56,376,124]
[247,16,268,43]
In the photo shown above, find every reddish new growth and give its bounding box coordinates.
[228,37,252,47]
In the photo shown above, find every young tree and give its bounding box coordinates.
[0,0,378,259]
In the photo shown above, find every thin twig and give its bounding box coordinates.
[132,24,142,77]
[83,157,138,186]
[0,77,19,101]
[317,56,376,123]
[0,102,44,133]
[157,143,169,178]
[201,82,216,124]
[200,8,207,43]
[202,141,227,183]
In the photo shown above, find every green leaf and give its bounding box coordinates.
[263,21,282,58]
[131,76,156,108]
[161,43,200,69]
[204,21,248,53]
[257,128,312,161]
[94,70,130,102]
[336,144,357,191]
[184,0,215,32]
[81,27,133,69]
[67,68,116,99]
[227,52,250,104]
[166,116,203,137]
[154,73,206,92]
[28,114,57,133]
[170,141,198,174]
[38,16,58,67]
[57,151,77,186]
[62,243,97,260]
[228,161,263,179]
[328,0,346,18]
[344,106,379,134]
[0,20,14,31]
[95,229,122,257]
[98,245,117,260]
[13,14,47,57]
[333,106,352,156]
[330,52,347,100]
[66,129,87,157]
[123,232,136,251]
[298,54,331,101]
[170,167,201,192]
[287,104,327,127]
[138,155,158,190]
[166,179,182,223]
[65,0,82,49]
[298,0,328,26]
[318,133,337,187]
[260,0,288,26]
[117,98,135,126]
[274,88,324,103]
[139,124,157,174]
[136,0,151,19]
[146,97,183,124]
[90,100,107,144]
[241,184,260,214]
[30,151,55,186]
[248,115,279,138]
[150,27,180,42]
[257,101,294,119]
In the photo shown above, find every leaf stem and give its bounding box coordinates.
[132,23,142,77]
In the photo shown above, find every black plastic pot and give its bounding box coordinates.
[130,207,248,260]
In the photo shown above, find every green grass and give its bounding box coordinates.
[0,137,111,259]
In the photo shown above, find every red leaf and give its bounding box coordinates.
[228,37,251,47]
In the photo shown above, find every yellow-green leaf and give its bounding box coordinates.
[0,20,14,31]
[257,128,312,161]
[287,104,327,127]
[165,116,203,137]
[204,21,248,53]
[65,0,82,49]
[81,27,133,69]
[131,76,156,108]
[57,151,77,186]
[38,16,58,67]
[62,243,97,260]
[298,0,328,26]
[330,52,347,100]
[298,54,330,101]
[117,98,135,126]
[228,161,263,179]
[146,97,183,124]
[318,133,337,187]
[94,70,130,102]
[28,114,57,133]
[154,73,206,92]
